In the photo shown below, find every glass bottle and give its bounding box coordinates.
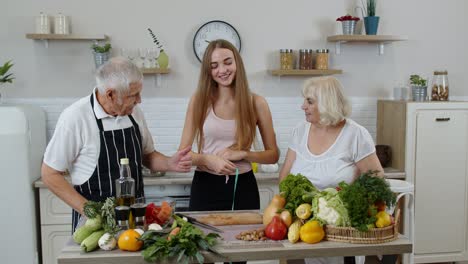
[315,49,329,70]
[299,49,313,70]
[130,200,147,230]
[115,158,135,206]
[280,49,294,70]
[431,70,449,101]
[115,206,130,232]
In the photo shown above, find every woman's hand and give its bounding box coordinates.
[216,148,247,161]
[206,154,237,175]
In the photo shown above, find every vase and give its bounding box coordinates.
[157,50,169,69]
[411,85,428,101]
[364,16,380,35]
[341,21,356,35]
[93,51,110,68]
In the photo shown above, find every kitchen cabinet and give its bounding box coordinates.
[39,188,72,264]
[377,100,468,263]
[268,69,342,76]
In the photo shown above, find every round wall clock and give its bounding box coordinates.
[193,20,242,62]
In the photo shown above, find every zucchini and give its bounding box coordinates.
[85,215,102,231]
[81,230,105,252]
[73,225,95,244]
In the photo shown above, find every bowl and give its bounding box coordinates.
[145,197,176,226]
[142,166,166,177]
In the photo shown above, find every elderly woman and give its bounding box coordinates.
[280,76,383,188]
[279,76,383,264]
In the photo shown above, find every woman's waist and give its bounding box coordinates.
[197,160,252,175]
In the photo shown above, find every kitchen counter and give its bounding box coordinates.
[57,227,411,264]
[33,167,405,188]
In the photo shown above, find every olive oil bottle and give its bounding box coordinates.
[115,158,135,206]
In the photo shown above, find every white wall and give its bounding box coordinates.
[2,0,468,99]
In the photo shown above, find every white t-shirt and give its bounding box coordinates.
[43,89,155,185]
[288,119,375,190]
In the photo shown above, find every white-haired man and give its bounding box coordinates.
[41,57,191,231]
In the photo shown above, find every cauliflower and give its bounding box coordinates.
[312,188,350,227]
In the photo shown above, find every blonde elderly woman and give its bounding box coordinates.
[279,76,383,264]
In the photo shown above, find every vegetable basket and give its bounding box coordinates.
[325,208,400,244]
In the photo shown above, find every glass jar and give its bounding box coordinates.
[280,49,294,70]
[315,49,329,70]
[299,49,313,70]
[431,70,449,101]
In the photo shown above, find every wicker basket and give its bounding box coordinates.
[325,209,400,244]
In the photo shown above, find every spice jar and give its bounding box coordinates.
[299,49,313,70]
[431,70,449,101]
[315,49,329,70]
[280,49,294,70]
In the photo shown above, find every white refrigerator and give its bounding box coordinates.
[0,104,46,264]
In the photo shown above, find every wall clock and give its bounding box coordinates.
[193,20,242,62]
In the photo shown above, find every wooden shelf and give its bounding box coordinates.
[327,35,408,43]
[326,35,408,55]
[268,69,342,76]
[140,68,170,74]
[26,33,108,40]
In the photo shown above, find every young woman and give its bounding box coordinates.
[179,39,279,212]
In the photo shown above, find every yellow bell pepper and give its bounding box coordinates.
[299,220,324,244]
[375,211,391,228]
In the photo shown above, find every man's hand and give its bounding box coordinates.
[167,146,192,172]
[206,154,237,175]
[216,148,247,161]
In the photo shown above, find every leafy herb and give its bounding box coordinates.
[147,28,164,51]
[410,74,427,87]
[0,60,14,84]
[141,215,221,264]
[83,200,103,219]
[101,197,119,236]
[338,171,395,231]
[280,174,319,216]
[91,42,112,53]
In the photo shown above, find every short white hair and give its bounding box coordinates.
[302,76,351,126]
[95,56,143,94]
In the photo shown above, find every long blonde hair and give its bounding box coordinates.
[192,39,256,152]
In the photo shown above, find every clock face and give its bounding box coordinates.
[193,20,241,62]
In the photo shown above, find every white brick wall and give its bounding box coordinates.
[5,97,378,163]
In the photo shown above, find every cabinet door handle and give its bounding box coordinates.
[435,117,450,122]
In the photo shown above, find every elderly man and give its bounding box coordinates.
[41,57,191,231]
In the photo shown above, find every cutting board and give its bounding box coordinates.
[195,212,263,226]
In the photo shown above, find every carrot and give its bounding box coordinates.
[167,227,181,241]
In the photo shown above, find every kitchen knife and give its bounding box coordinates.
[176,213,224,233]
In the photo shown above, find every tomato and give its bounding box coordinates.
[265,216,287,240]
[157,201,173,224]
[118,229,143,251]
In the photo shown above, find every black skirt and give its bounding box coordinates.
[189,170,260,211]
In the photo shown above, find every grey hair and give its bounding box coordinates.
[95,56,143,94]
[302,76,351,126]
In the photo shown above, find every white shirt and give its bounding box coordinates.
[43,89,155,185]
[288,119,375,190]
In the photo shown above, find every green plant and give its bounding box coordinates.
[361,0,377,16]
[0,60,14,84]
[410,74,427,87]
[91,42,112,53]
[147,28,164,52]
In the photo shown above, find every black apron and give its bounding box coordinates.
[71,95,144,232]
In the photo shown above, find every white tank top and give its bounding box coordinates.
[197,108,252,174]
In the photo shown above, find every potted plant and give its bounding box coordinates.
[336,15,360,35]
[409,74,428,101]
[362,0,379,35]
[0,60,14,102]
[147,28,169,69]
[91,42,112,68]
